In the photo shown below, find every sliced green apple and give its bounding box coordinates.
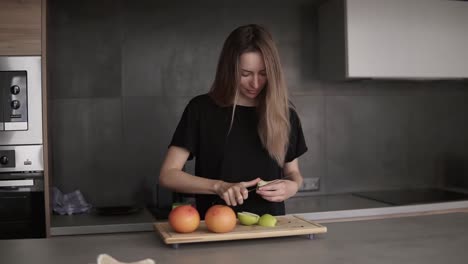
[237,212,260,225]
[257,180,271,188]
[258,214,277,227]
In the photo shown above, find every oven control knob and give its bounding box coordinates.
[10,85,20,95]
[0,156,8,165]
[11,100,20,109]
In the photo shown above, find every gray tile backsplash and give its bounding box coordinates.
[50,98,139,207]
[326,95,410,193]
[121,96,191,179]
[408,93,468,189]
[291,95,326,190]
[48,0,122,99]
[48,0,468,209]
[121,5,224,97]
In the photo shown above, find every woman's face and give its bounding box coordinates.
[237,51,267,106]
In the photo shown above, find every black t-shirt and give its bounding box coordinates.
[170,94,308,218]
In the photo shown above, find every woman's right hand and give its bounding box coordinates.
[214,178,261,206]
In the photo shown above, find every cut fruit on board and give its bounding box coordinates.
[237,212,260,225]
[154,214,327,247]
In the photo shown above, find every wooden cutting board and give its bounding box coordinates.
[154,214,327,247]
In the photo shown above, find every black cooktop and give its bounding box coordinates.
[353,188,468,206]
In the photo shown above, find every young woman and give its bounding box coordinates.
[159,24,307,217]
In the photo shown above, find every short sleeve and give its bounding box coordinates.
[285,109,308,163]
[169,99,199,160]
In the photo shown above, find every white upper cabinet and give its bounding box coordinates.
[319,0,468,79]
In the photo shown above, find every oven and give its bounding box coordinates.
[0,172,45,239]
[0,56,45,239]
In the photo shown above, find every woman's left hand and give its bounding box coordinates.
[256,180,299,202]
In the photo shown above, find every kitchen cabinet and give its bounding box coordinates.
[318,0,468,79]
[0,0,42,55]
[0,0,49,237]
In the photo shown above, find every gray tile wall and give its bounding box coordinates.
[47,0,468,207]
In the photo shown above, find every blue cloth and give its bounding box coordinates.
[52,187,92,215]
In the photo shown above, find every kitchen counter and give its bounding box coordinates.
[51,208,156,236]
[285,193,390,213]
[1,213,467,264]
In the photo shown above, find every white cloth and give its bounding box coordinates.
[97,254,156,264]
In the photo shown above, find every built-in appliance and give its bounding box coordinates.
[0,56,45,239]
[0,172,45,239]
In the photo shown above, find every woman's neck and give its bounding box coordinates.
[236,95,258,107]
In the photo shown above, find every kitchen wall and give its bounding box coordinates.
[47,0,468,209]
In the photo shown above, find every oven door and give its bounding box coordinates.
[0,176,45,239]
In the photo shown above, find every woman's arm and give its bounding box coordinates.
[283,158,303,189]
[256,158,303,202]
[159,146,219,194]
[159,146,260,206]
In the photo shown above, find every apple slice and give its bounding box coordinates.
[237,212,260,226]
[258,214,277,227]
[257,180,272,188]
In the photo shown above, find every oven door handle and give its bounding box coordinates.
[0,179,34,187]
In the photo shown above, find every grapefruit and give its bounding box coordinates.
[168,205,200,233]
[204,205,237,233]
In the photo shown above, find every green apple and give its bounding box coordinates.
[237,212,260,226]
[258,214,277,227]
[257,180,271,188]
[171,203,190,209]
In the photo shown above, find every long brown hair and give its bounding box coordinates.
[209,24,291,167]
